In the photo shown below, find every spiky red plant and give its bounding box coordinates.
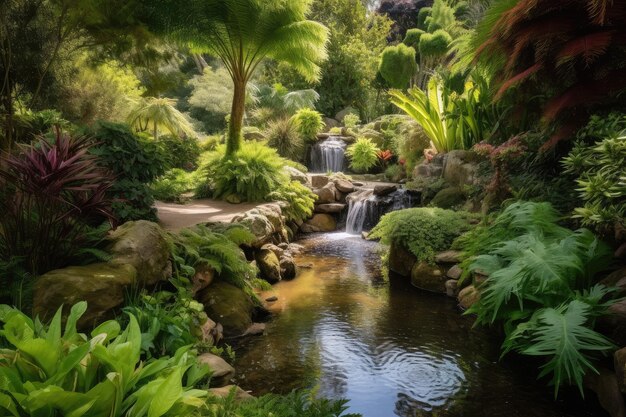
[0,129,115,274]
[477,0,626,149]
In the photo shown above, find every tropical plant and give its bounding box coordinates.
[127,97,195,140]
[457,201,616,395]
[474,0,626,148]
[291,108,324,142]
[370,207,474,264]
[0,130,114,278]
[268,181,317,224]
[265,118,305,161]
[88,122,168,222]
[253,83,321,119]
[343,113,360,129]
[346,137,380,173]
[151,169,201,203]
[158,135,202,171]
[0,302,210,416]
[144,0,329,156]
[378,43,417,89]
[562,117,626,236]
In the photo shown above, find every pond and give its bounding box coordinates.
[233,233,605,417]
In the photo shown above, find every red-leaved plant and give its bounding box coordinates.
[0,129,115,276]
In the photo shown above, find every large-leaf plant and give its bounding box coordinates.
[0,302,209,417]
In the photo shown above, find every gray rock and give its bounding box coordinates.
[208,385,255,402]
[373,184,398,197]
[447,265,463,280]
[311,175,330,188]
[388,242,416,277]
[314,182,338,203]
[458,285,480,310]
[198,353,235,384]
[334,179,355,193]
[284,166,309,185]
[315,203,346,214]
[435,250,463,264]
[256,248,282,284]
[410,262,447,293]
[301,214,337,233]
[242,322,266,336]
[585,367,626,417]
[279,255,297,280]
[445,279,459,297]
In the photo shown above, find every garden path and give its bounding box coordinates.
[155,199,260,231]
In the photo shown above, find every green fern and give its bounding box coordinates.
[268,181,317,223]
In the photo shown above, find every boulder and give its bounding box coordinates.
[388,241,416,277]
[192,264,215,296]
[458,285,480,310]
[410,262,447,293]
[335,107,358,123]
[243,130,266,141]
[107,220,171,287]
[447,265,463,280]
[256,203,285,232]
[602,267,626,293]
[373,184,398,197]
[208,385,255,402]
[445,279,459,297]
[442,150,480,187]
[323,117,340,131]
[607,299,626,346]
[435,250,463,264]
[197,317,220,345]
[242,322,266,336]
[311,175,330,188]
[34,263,137,327]
[261,243,284,259]
[585,367,626,417]
[315,182,338,203]
[280,255,297,280]
[256,248,282,284]
[232,213,274,248]
[431,187,466,209]
[615,347,626,393]
[315,203,346,214]
[198,282,256,336]
[334,179,355,193]
[198,353,235,386]
[301,214,337,233]
[284,166,309,185]
[225,194,242,204]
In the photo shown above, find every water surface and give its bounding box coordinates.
[234,233,605,417]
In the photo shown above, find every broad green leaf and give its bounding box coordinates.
[148,369,183,417]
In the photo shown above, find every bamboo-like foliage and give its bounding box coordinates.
[475,0,626,148]
[142,0,329,156]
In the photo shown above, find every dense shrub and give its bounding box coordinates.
[456,202,616,395]
[562,115,626,236]
[291,108,324,142]
[158,135,202,171]
[265,118,305,161]
[88,122,168,222]
[343,113,360,129]
[346,137,380,173]
[0,130,114,282]
[268,181,317,224]
[151,169,201,202]
[0,302,210,416]
[370,207,474,263]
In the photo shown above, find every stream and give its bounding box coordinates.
[234,233,605,417]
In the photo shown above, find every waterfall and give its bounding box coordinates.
[345,188,418,234]
[309,137,347,172]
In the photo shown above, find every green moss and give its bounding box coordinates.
[431,186,466,209]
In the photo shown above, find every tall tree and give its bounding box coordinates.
[142,0,329,156]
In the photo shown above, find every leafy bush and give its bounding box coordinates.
[158,135,202,171]
[384,164,405,182]
[378,43,417,89]
[562,119,626,235]
[0,130,114,278]
[346,137,380,173]
[151,169,201,203]
[343,113,360,129]
[268,181,317,224]
[457,201,616,395]
[265,118,304,161]
[0,302,210,416]
[88,122,168,222]
[291,108,324,142]
[203,390,360,417]
[370,207,474,263]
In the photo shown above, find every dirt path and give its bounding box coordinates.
[155,199,260,231]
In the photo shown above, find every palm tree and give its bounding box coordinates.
[127,97,195,140]
[142,0,329,156]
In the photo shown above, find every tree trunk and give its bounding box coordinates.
[153,119,158,140]
[226,79,246,157]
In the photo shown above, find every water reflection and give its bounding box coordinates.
[234,233,604,417]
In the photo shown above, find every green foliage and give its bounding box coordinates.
[403,28,425,49]
[379,44,417,89]
[346,137,380,173]
[384,164,405,182]
[268,181,317,224]
[370,207,474,263]
[159,135,202,171]
[562,114,626,234]
[291,108,324,142]
[343,113,361,129]
[265,118,305,161]
[0,302,209,416]
[123,285,211,358]
[457,201,616,395]
[171,223,256,289]
[127,97,195,140]
[88,122,168,222]
[151,169,201,203]
[202,389,360,417]
[419,29,452,57]
[417,7,432,30]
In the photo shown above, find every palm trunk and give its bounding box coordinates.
[153,120,158,140]
[226,79,246,157]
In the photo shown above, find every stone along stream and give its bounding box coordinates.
[233,233,604,417]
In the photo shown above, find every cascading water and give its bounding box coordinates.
[309,137,347,172]
[345,188,417,234]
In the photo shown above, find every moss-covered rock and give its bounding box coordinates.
[107,220,171,286]
[300,214,337,233]
[410,262,447,293]
[256,248,282,284]
[388,241,416,277]
[198,281,256,336]
[33,262,137,327]
[431,187,466,209]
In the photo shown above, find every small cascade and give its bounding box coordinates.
[309,137,347,172]
[345,188,418,234]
